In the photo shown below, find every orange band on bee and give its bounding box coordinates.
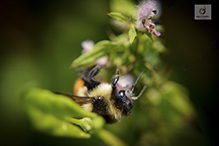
[74,78,85,94]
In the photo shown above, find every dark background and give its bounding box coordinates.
[162,1,218,146]
[0,0,218,145]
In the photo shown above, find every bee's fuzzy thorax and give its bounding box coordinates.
[89,83,112,99]
[89,83,123,123]
[77,83,123,123]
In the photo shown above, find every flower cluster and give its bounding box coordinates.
[136,0,161,36]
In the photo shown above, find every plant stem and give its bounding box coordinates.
[97,129,128,146]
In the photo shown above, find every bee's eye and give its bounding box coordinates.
[119,90,125,97]
[115,90,126,103]
[114,90,134,116]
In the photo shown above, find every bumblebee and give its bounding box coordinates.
[56,66,147,124]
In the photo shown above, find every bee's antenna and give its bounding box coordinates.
[132,84,147,100]
[130,70,145,93]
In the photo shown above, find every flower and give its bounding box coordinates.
[95,56,108,66]
[116,73,134,90]
[136,0,161,36]
[81,40,108,66]
[81,40,95,53]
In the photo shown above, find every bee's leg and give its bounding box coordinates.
[112,67,120,89]
[88,65,102,79]
[87,65,101,89]
[79,65,102,90]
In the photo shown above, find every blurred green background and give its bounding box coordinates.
[0,0,218,145]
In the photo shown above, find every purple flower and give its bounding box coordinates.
[116,73,134,90]
[81,40,95,53]
[95,56,108,66]
[136,0,161,36]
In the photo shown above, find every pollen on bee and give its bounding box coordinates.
[74,78,85,94]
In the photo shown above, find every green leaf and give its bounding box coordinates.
[144,31,153,41]
[128,27,137,44]
[70,40,116,68]
[20,88,105,138]
[97,129,128,146]
[158,81,195,128]
[107,12,128,24]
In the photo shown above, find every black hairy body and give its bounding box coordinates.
[56,66,147,124]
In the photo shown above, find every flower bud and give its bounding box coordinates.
[81,40,95,53]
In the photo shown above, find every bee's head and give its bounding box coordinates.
[113,70,147,116]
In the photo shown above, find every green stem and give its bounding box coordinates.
[97,129,128,146]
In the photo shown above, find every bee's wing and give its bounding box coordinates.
[55,92,96,105]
